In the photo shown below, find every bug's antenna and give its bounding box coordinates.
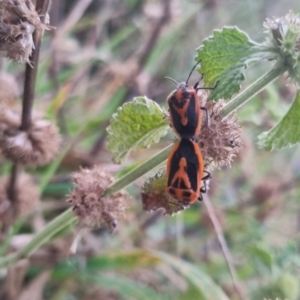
[186,62,201,85]
[165,76,179,86]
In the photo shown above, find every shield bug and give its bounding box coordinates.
[166,138,211,206]
[166,63,216,139]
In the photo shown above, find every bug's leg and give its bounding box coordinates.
[193,75,203,89]
[197,192,203,201]
[202,170,212,182]
[200,107,211,130]
[200,171,212,194]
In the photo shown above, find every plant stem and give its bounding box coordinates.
[102,144,172,196]
[7,0,52,206]
[7,164,19,204]
[219,66,284,119]
[0,209,76,268]
[20,0,52,130]
[203,195,246,300]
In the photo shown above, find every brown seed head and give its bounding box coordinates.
[67,166,129,230]
[196,97,242,169]
[0,107,61,167]
[0,173,40,229]
[141,168,186,215]
[0,0,51,63]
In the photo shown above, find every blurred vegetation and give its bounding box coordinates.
[1,0,300,299]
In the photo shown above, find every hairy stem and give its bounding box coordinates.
[0,209,76,268]
[219,66,284,119]
[102,144,171,196]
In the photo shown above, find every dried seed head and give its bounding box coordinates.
[0,107,61,167]
[0,173,40,229]
[0,0,51,63]
[141,168,186,215]
[0,72,19,105]
[67,166,129,230]
[196,98,242,169]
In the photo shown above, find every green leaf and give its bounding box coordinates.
[257,89,300,150]
[249,245,273,271]
[196,27,266,100]
[88,274,165,300]
[107,96,169,163]
[87,250,161,271]
[153,251,230,300]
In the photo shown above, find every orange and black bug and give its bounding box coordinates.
[166,63,217,139]
[166,138,211,206]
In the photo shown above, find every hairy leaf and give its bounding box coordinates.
[107,97,169,163]
[258,90,300,150]
[196,27,267,100]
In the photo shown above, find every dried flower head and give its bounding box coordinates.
[196,96,242,169]
[0,0,51,63]
[67,166,129,230]
[0,173,40,229]
[141,168,185,215]
[0,107,61,167]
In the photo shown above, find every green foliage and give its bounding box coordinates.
[51,249,231,299]
[196,27,267,100]
[249,244,273,271]
[88,275,165,300]
[4,4,300,299]
[257,90,300,150]
[252,272,299,300]
[107,96,169,163]
[86,250,161,270]
[154,251,230,300]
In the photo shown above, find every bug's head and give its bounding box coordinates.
[178,81,189,90]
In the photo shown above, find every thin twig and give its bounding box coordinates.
[203,195,247,300]
[7,164,19,203]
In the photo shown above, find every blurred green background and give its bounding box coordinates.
[1,0,300,299]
